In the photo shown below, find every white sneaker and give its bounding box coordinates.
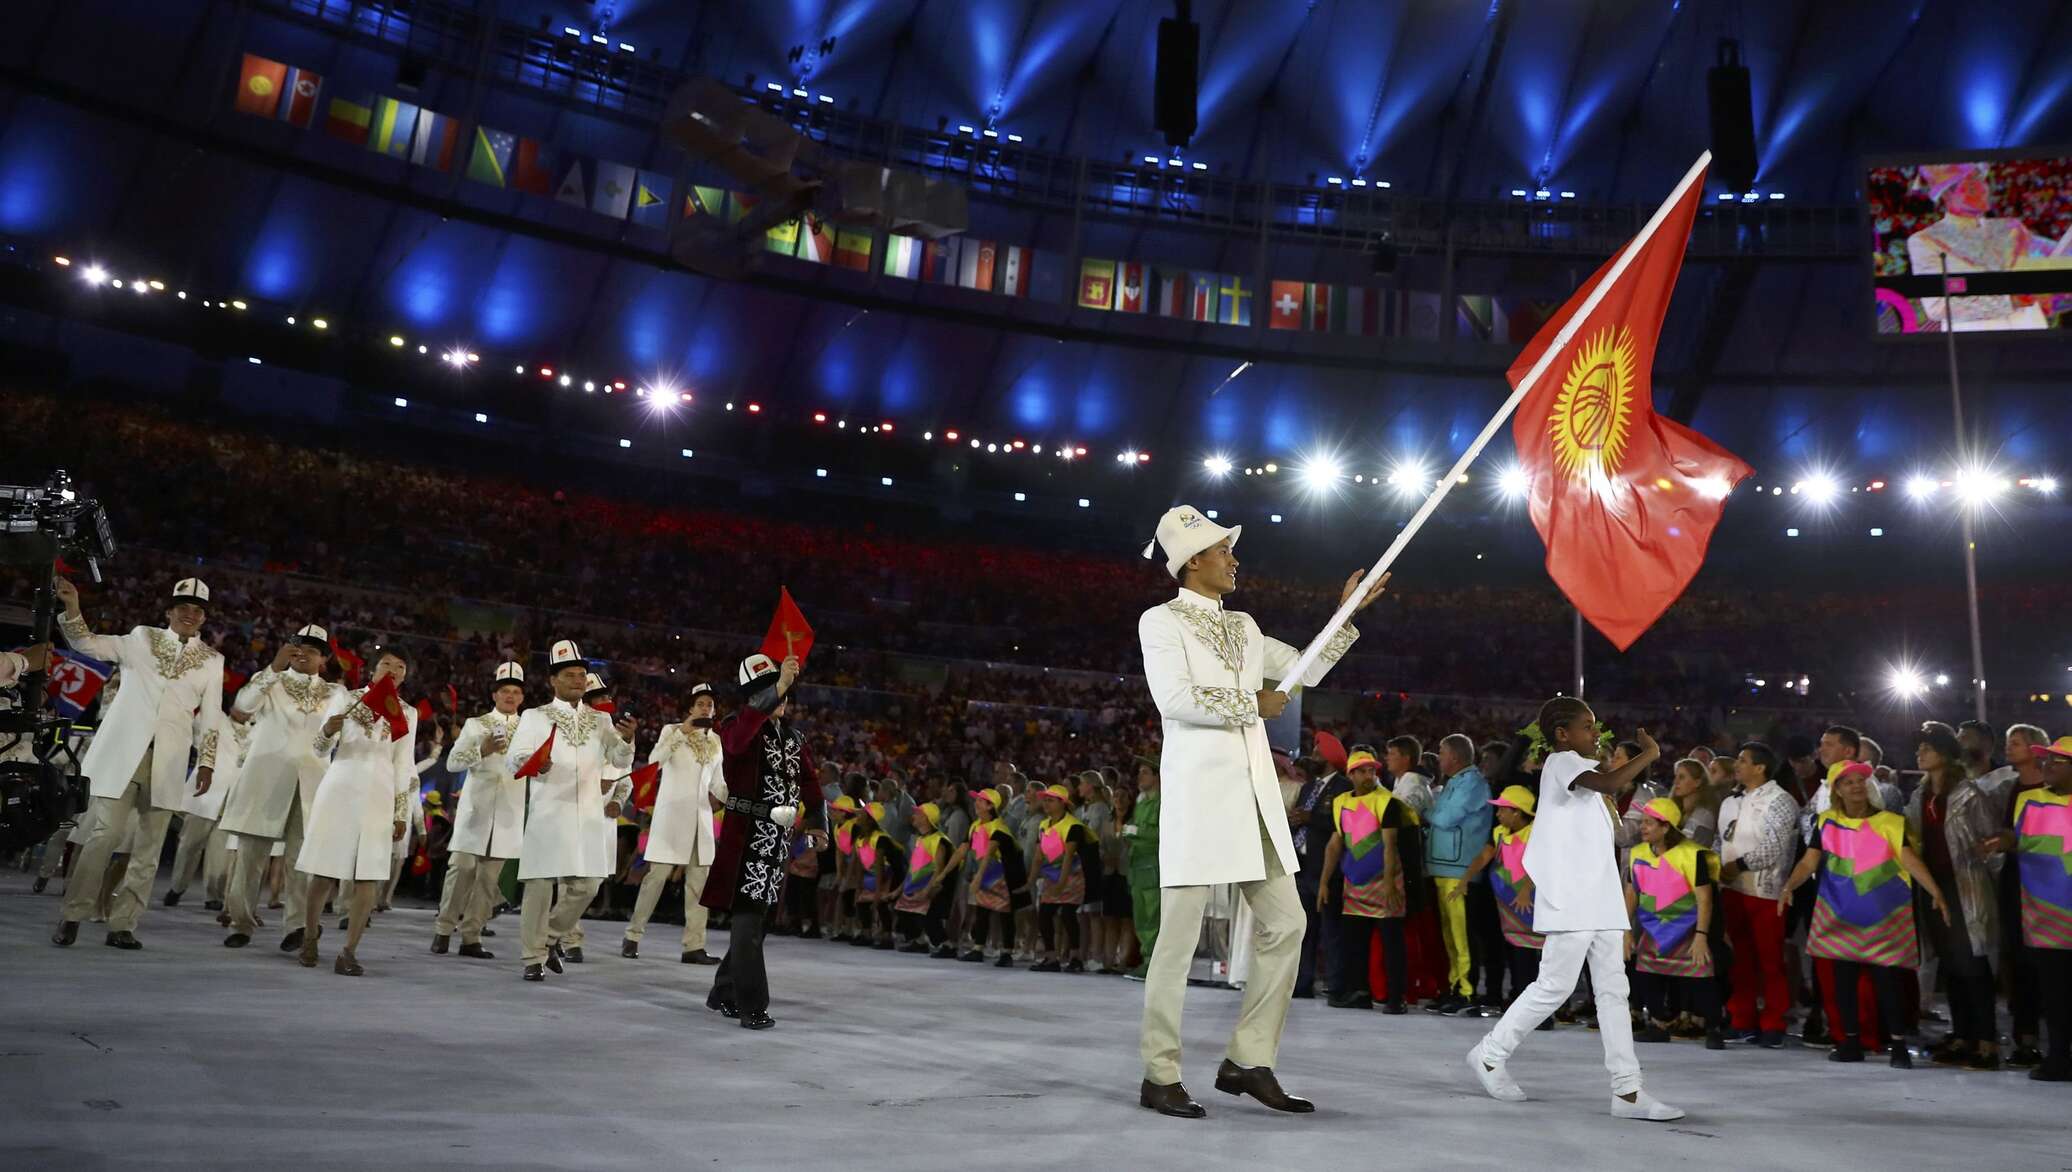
[1466,1042,1527,1102]
[1610,1090,1685,1122]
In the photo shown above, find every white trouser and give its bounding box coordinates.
[1479,928,1641,1095]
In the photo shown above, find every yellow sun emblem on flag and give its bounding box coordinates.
[248,75,276,98]
[1548,325,1636,482]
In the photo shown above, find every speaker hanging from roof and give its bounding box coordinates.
[1707,39,1758,193]
[1154,1,1199,150]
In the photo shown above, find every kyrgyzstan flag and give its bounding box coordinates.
[627,761,663,812]
[357,673,411,742]
[1509,154,1752,651]
[329,635,363,687]
[513,726,556,779]
[759,587,815,667]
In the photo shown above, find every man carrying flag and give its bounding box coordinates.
[432,660,528,960]
[623,682,726,963]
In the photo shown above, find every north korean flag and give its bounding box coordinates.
[46,649,114,719]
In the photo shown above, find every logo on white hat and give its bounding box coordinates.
[583,672,605,693]
[172,578,210,604]
[296,623,328,642]
[737,653,778,687]
[494,661,524,685]
[550,639,583,666]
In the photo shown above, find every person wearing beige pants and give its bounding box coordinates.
[437,850,507,954]
[521,878,601,966]
[60,758,177,939]
[624,863,712,955]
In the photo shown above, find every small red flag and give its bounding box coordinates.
[513,725,556,779]
[356,673,410,741]
[628,761,663,812]
[759,587,815,666]
[445,683,459,714]
[415,698,435,727]
[1508,159,1752,651]
[223,668,249,698]
[329,636,363,687]
[588,697,617,715]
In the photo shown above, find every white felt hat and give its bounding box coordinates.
[292,623,329,648]
[583,671,606,694]
[171,577,210,605]
[1142,505,1241,579]
[549,639,585,671]
[494,661,524,686]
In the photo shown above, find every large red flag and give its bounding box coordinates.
[758,587,815,666]
[1508,159,1752,651]
[627,761,663,812]
[357,674,410,741]
[513,725,556,779]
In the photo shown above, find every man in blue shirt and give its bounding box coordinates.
[1425,733,1492,1015]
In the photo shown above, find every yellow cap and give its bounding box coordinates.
[1641,797,1682,827]
[1489,785,1537,816]
[1346,749,1381,773]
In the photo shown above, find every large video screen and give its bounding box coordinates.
[1868,153,2072,334]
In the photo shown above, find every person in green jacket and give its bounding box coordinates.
[1123,757,1162,980]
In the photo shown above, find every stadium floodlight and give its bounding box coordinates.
[1905,475,1938,501]
[1385,460,1428,498]
[1952,466,2009,508]
[81,264,107,285]
[2033,476,2059,495]
[1799,473,1839,506]
[1495,465,1531,501]
[1298,455,1342,493]
[1203,455,1233,478]
[1887,666,1928,699]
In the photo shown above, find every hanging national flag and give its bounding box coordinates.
[1268,280,1307,330]
[1308,283,1337,332]
[591,160,636,218]
[683,184,726,219]
[1343,286,1383,336]
[1456,294,1504,341]
[45,649,114,720]
[1077,258,1115,309]
[357,673,410,742]
[274,65,323,128]
[234,54,289,120]
[759,587,816,666]
[797,215,836,263]
[1154,269,1188,317]
[329,636,363,688]
[1509,156,1751,650]
[920,237,959,283]
[766,217,801,254]
[510,137,556,195]
[997,245,1030,296]
[630,170,672,227]
[628,761,663,812]
[409,109,462,171]
[1405,291,1442,339]
[834,229,873,271]
[880,233,922,278]
[956,239,996,290]
[727,191,758,224]
[1116,262,1147,313]
[513,725,556,779]
[323,95,373,145]
[1218,276,1252,326]
[1189,274,1217,321]
[368,96,421,160]
[465,126,515,187]
[554,160,589,208]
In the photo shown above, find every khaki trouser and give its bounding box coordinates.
[1139,819,1305,1084]
[227,791,308,935]
[436,851,508,944]
[520,877,601,966]
[61,758,177,935]
[1434,876,1475,997]
[38,824,72,880]
[168,814,219,896]
[624,863,710,951]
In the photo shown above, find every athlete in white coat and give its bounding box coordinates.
[217,624,336,950]
[623,682,726,962]
[432,660,528,959]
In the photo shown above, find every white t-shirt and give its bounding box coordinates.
[1521,750,1628,932]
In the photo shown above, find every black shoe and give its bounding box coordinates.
[545,942,565,974]
[1800,1024,1833,1049]
[1536,1018,1555,1032]
[873,940,896,951]
[1758,1030,1785,1049]
[849,934,875,947]
[563,947,585,964]
[958,949,986,962]
[769,923,795,937]
[995,953,1015,968]
[2029,1059,2071,1082]
[337,917,349,931]
[1139,1080,1206,1119]
[931,945,959,959]
[705,994,739,1019]
[1636,1025,1673,1043]
[899,942,930,954]
[1426,994,1465,1015]
[458,943,495,959]
[203,899,223,911]
[1327,994,1374,1010]
[224,933,251,949]
[51,920,78,946]
[279,928,305,952]
[1890,1046,1914,1069]
[162,889,182,908]
[1963,1050,2001,1071]
[1214,1060,1315,1113]
[1380,1000,1408,1016]
[431,934,450,955]
[1705,1029,1726,1050]
[622,940,639,959]
[798,926,822,939]
[682,949,719,965]
[1828,1041,1866,1063]
[1065,959,1085,973]
[1292,987,1316,1000]
[523,964,545,982]
[1031,959,1062,972]
[740,1011,776,1031]
[105,931,142,950]
[32,877,48,893]
[2007,1045,2043,1069]
[481,927,496,937]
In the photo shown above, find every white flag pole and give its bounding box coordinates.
[1276,151,1713,689]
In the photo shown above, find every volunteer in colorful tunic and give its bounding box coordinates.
[1978,736,2072,1082]
[894,802,958,952]
[1134,506,1380,1119]
[963,784,1027,965]
[217,624,337,950]
[1624,798,1724,1049]
[1316,749,1409,1012]
[703,652,824,1031]
[165,706,251,909]
[296,647,418,975]
[432,661,528,959]
[1465,786,1544,1005]
[508,641,636,982]
[1780,761,1948,1067]
[50,576,223,950]
[623,682,725,963]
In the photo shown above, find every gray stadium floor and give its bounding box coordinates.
[0,869,2062,1170]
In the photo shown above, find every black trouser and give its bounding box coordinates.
[1829,959,1909,1047]
[1504,942,1541,1002]
[2036,946,2072,1062]
[783,871,817,927]
[1335,913,1404,1002]
[836,889,855,932]
[1294,869,1338,996]
[875,898,895,936]
[1465,879,1505,1003]
[1634,970,1721,1029]
[972,906,1016,951]
[1038,901,1079,954]
[1942,949,1997,1046]
[710,900,771,1014]
[2000,867,2037,1041]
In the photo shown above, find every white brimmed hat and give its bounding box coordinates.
[549,639,585,672]
[1143,505,1241,579]
[493,661,524,688]
[170,577,210,606]
[583,671,607,695]
[737,652,780,695]
[291,623,329,650]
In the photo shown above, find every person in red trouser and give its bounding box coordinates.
[1716,741,1801,1046]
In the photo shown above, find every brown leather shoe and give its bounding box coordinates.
[334,950,364,977]
[1214,1060,1315,1113]
[1138,1080,1206,1119]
